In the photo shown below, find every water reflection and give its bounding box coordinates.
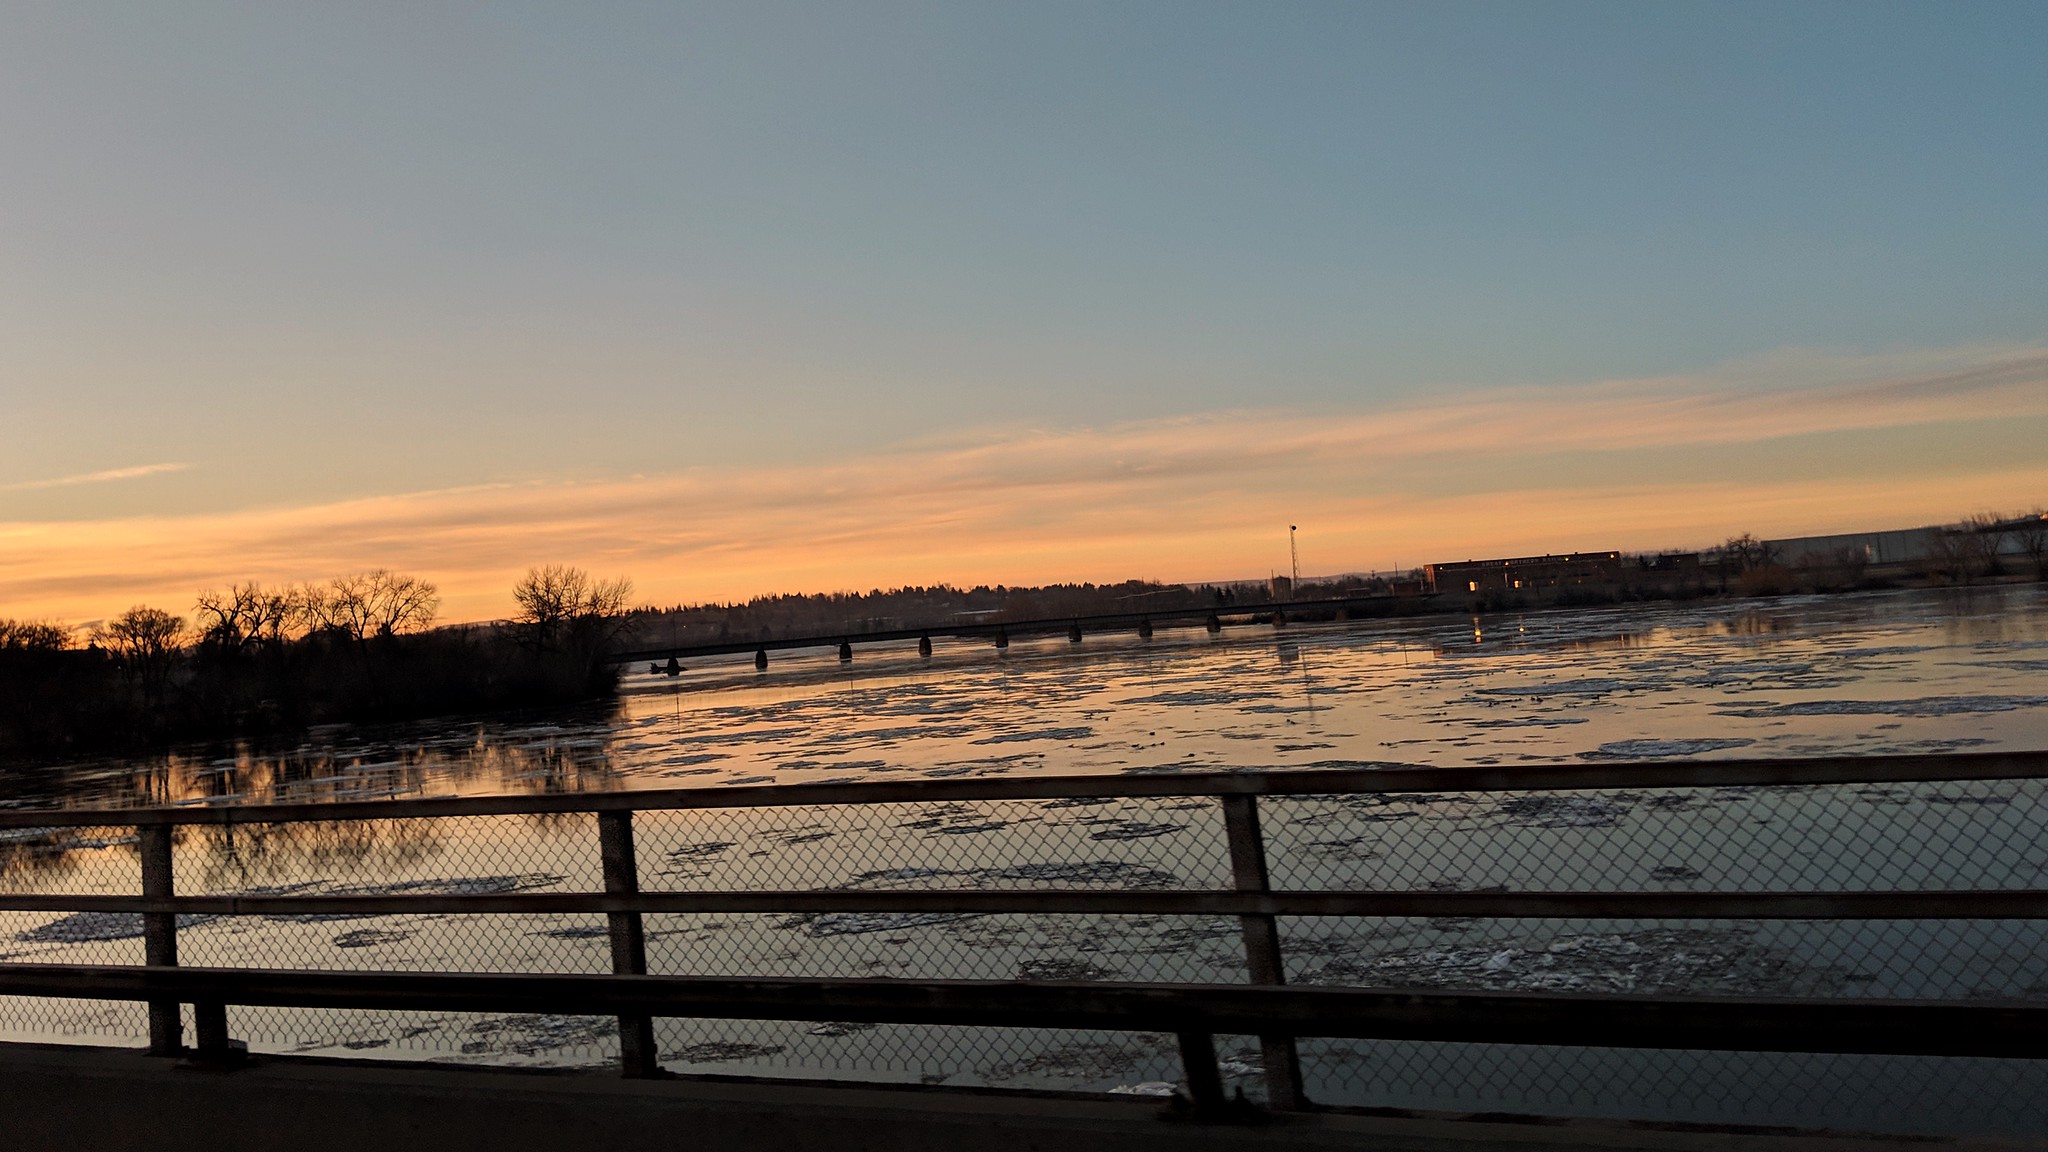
[8,705,627,815]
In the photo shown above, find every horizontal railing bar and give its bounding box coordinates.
[2,750,2045,828]
[0,964,2044,1059]
[4,889,2048,920]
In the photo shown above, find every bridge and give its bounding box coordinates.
[4,750,2047,1147]
[611,591,1433,670]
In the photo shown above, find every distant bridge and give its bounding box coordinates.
[608,592,1435,669]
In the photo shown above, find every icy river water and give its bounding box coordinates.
[5,585,2048,1135]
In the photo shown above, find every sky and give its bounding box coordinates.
[2,1,2044,624]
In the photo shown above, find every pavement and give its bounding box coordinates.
[4,1042,2043,1152]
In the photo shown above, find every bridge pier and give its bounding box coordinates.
[1138,618,1153,639]
[754,648,768,671]
[1068,622,1082,643]
[994,629,1009,649]
[1205,613,1221,634]
[1272,609,1287,628]
[918,635,932,657]
[837,640,853,663]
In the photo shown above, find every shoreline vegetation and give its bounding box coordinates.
[3,513,2043,765]
[0,565,632,764]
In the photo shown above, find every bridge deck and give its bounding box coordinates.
[609,592,1428,663]
[3,1043,2029,1152]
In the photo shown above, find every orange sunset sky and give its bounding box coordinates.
[4,7,2045,626]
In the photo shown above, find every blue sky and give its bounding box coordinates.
[2,2,2044,618]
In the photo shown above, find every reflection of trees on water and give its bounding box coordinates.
[3,706,626,888]
[187,818,445,889]
[28,705,627,813]
[0,826,138,891]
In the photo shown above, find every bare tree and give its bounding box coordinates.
[513,565,634,659]
[0,618,72,651]
[1707,533,1779,592]
[195,582,313,656]
[92,606,185,701]
[311,571,440,646]
[2010,510,2046,581]
[1960,512,2009,579]
[1927,526,1977,585]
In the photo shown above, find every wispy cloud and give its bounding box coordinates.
[1,462,190,491]
[2,345,2045,624]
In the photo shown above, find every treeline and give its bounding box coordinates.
[0,565,634,762]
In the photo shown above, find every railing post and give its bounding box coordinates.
[598,810,659,1077]
[1176,1030,1226,1115]
[138,823,182,1056]
[1221,793,1306,1110]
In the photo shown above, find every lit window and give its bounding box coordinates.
[1468,581,1478,592]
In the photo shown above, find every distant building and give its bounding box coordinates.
[1765,528,1941,568]
[1425,552,1624,595]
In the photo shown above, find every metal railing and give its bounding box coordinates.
[4,750,2048,1118]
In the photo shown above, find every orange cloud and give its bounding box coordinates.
[4,345,2045,625]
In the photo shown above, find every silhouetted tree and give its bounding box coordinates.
[195,581,312,656]
[92,606,184,704]
[310,570,440,648]
[0,619,71,652]
[513,566,635,692]
[2015,510,2048,581]
[1959,513,2009,578]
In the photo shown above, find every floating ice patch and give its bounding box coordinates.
[462,1013,616,1057]
[668,1041,786,1063]
[656,753,730,767]
[784,911,981,936]
[1715,695,2048,718]
[1113,690,1278,707]
[971,727,1095,745]
[777,759,887,772]
[806,1022,877,1037]
[1019,958,1118,981]
[1088,821,1183,841]
[842,861,1178,890]
[899,806,1010,835]
[356,874,564,897]
[1474,678,1639,699]
[1301,927,1848,996]
[332,928,410,949]
[1584,738,1755,759]
[772,830,836,844]
[1462,717,1590,729]
[534,926,610,940]
[1495,796,1629,828]
[1107,1082,1178,1097]
[16,910,217,944]
[667,841,736,860]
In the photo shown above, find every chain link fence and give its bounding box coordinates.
[3,761,2047,1135]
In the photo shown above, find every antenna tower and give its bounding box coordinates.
[1289,525,1300,588]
